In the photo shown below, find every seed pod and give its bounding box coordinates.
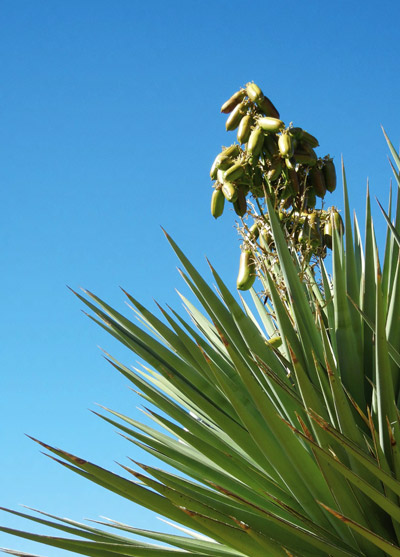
[214,154,232,172]
[260,226,272,247]
[289,127,304,140]
[235,173,252,188]
[247,127,264,157]
[213,145,241,172]
[301,130,319,148]
[264,134,280,157]
[222,144,241,158]
[222,182,237,202]
[249,222,259,239]
[295,141,316,156]
[306,191,316,209]
[309,167,326,198]
[323,159,337,192]
[246,82,263,102]
[217,169,226,184]
[294,152,317,167]
[233,187,247,217]
[331,209,344,234]
[297,228,306,244]
[266,336,282,348]
[266,160,282,182]
[253,166,263,187]
[285,157,296,170]
[237,114,253,144]
[324,221,332,249]
[224,163,245,182]
[278,132,293,158]
[256,95,280,118]
[292,211,308,225]
[237,250,256,290]
[210,158,218,180]
[308,211,320,236]
[220,89,246,114]
[257,117,285,133]
[211,188,225,219]
[250,167,264,197]
[260,227,272,248]
[299,213,319,245]
[226,102,246,131]
[287,168,300,194]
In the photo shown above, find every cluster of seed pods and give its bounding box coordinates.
[209,82,342,290]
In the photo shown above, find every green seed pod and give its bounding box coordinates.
[331,209,344,234]
[256,95,280,119]
[247,127,264,157]
[222,144,241,158]
[324,221,332,249]
[278,132,294,158]
[323,159,337,192]
[253,166,263,187]
[306,191,317,209]
[237,250,256,290]
[266,160,282,182]
[301,130,319,148]
[299,213,319,245]
[292,211,308,225]
[233,187,247,217]
[225,102,246,131]
[233,200,246,217]
[309,211,322,246]
[260,226,272,247]
[309,167,326,198]
[211,188,225,219]
[237,114,253,144]
[287,168,300,194]
[222,182,237,202]
[264,134,279,157]
[285,157,296,170]
[214,154,233,172]
[266,336,282,348]
[249,222,259,239]
[237,185,250,199]
[224,163,245,182]
[246,82,263,102]
[294,152,317,167]
[289,127,304,140]
[210,158,219,180]
[257,117,285,133]
[260,227,272,248]
[295,141,316,156]
[214,144,241,172]
[297,228,305,244]
[236,174,252,188]
[308,211,320,234]
[250,167,264,198]
[220,89,246,114]
[217,169,226,184]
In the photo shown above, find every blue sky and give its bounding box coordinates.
[1,1,400,555]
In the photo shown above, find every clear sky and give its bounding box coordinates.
[1,1,400,555]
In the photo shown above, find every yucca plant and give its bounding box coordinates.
[2,104,400,556]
